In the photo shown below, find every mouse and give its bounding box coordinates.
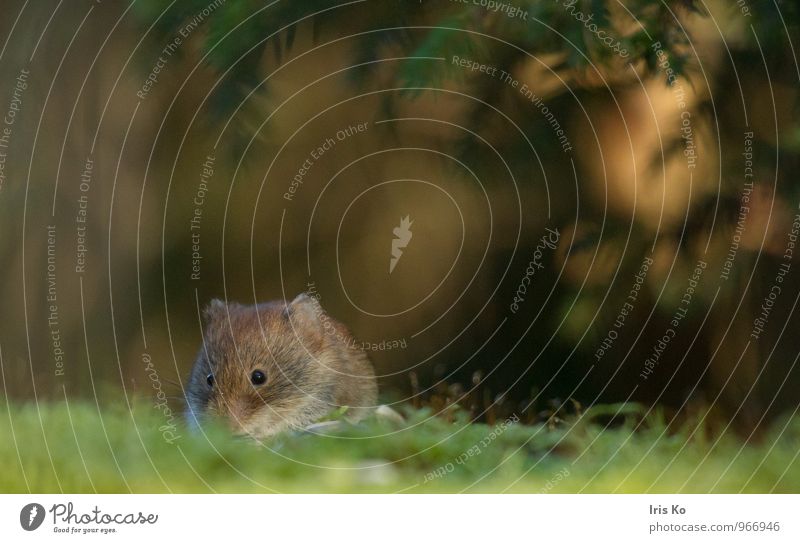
[185,293,378,438]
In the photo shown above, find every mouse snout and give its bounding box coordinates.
[216,398,253,434]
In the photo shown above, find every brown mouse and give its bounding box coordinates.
[185,293,378,438]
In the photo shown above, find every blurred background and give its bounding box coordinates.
[1,0,799,431]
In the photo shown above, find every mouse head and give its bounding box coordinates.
[185,294,333,437]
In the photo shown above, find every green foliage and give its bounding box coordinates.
[2,399,798,492]
[130,0,800,194]
[132,0,707,118]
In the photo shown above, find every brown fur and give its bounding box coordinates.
[185,294,377,438]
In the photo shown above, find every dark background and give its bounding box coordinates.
[1,0,798,431]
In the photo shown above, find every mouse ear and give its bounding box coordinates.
[203,299,227,323]
[283,293,323,324]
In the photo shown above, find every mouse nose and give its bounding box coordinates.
[222,400,250,433]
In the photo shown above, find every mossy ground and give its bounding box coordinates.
[1,398,798,493]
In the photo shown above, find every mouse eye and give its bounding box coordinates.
[206,373,214,387]
[250,370,267,386]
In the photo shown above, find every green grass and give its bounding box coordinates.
[1,398,799,492]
